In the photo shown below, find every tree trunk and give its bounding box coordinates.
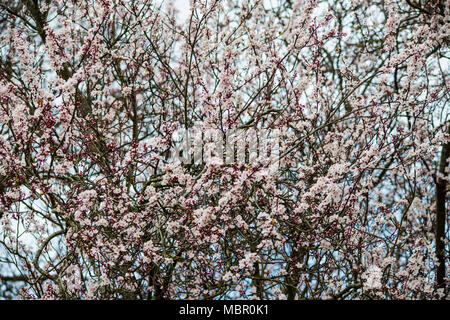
[435,126,449,297]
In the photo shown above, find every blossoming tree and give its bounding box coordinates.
[0,0,448,299]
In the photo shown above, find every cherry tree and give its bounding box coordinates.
[0,0,448,299]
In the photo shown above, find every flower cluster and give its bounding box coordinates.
[0,0,448,300]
